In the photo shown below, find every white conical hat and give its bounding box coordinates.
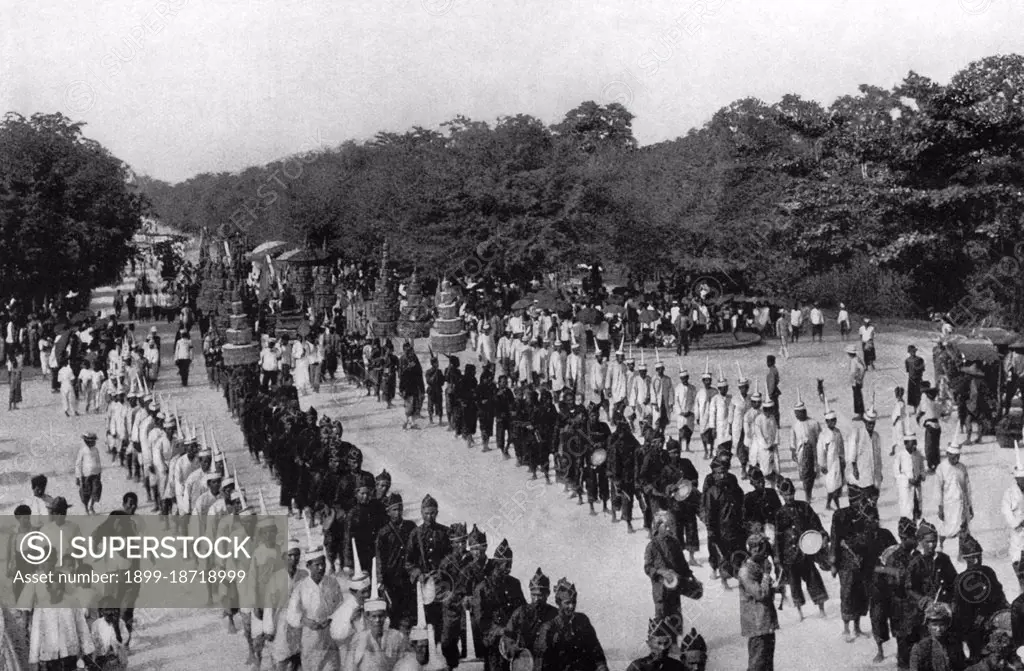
[365,557,386,613]
[638,349,647,370]
[465,609,478,660]
[794,388,805,411]
[736,362,748,385]
[824,396,836,419]
[352,538,363,575]
[715,365,727,387]
[702,356,711,378]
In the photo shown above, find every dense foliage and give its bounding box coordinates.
[0,112,146,306]
[139,54,1024,324]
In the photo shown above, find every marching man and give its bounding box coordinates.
[815,399,845,511]
[893,428,925,521]
[789,392,820,502]
[1002,441,1024,574]
[709,369,733,455]
[628,354,652,430]
[695,359,717,460]
[674,369,696,453]
[650,355,674,434]
[732,368,752,479]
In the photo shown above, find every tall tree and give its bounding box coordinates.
[0,112,145,305]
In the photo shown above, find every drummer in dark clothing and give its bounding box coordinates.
[650,439,701,566]
[703,454,746,590]
[644,508,699,625]
[773,478,828,621]
[950,534,1009,661]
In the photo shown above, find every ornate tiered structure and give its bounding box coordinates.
[312,265,338,315]
[370,241,399,338]
[398,269,432,339]
[220,279,259,367]
[274,286,305,342]
[429,278,467,353]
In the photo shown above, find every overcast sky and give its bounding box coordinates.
[1,0,1019,183]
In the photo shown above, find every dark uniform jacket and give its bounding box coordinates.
[909,635,967,671]
[376,519,417,582]
[404,522,451,583]
[644,531,695,602]
[875,545,920,638]
[904,553,959,628]
[743,488,782,534]
[702,476,745,545]
[536,613,608,671]
[343,500,386,571]
[473,574,527,646]
[774,500,825,566]
[503,602,558,659]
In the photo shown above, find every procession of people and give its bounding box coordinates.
[7,246,1024,671]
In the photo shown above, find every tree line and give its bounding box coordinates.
[0,113,145,311]
[136,54,1024,326]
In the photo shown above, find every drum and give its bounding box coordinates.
[672,479,694,502]
[499,637,515,661]
[989,609,1011,633]
[663,570,680,590]
[590,448,608,467]
[798,530,825,556]
[511,649,534,671]
[422,575,438,604]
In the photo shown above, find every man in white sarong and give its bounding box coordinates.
[264,539,307,671]
[845,409,883,503]
[287,544,343,670]
[565,343,584,397]
[513,335,532,385]
[893,429,924,521]
[605,348,629,415]
[815,404,845,510]
[547,345,566,394]
[587,352,606,408]
[649,361,674,433]
[695,371,717,460]
[790,398,821,501]
[1001,460,1024,573]
[627,361,651,430]
[673,369,696,453]
[751,400,780,486]
[743,389,763,473]
[935,441,973,554]
[708,377,733,453]
[731,378,751,478]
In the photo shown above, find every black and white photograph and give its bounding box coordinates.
[2,1,1024,669]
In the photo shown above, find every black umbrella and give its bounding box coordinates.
[577,307,602,325]
[511,298,533,310]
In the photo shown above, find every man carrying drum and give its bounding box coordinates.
[644,508,702,630]
[950,534,1009,661]
[773,478,828,621]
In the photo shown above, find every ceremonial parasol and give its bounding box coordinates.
[511,298,533,311]
[576,307,602,325]
[603,304,625,316]
[638,309,661,324]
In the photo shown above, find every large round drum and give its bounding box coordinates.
[663,570,680,590]
[590,448,608,467]
[672,479,694,502]
[799,530,825,556]
[989,609,1011,632]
